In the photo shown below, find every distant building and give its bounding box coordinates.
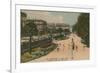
[34,20,47,33]
[55,23,70,30]
[47,23,70,30]
[25,19,47,35]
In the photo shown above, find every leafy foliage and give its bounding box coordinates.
[73,13,90,47]
[21,20,38,37]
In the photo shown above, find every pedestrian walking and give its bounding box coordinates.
[57,47,59,52]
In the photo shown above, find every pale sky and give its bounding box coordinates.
[21,10,80,26]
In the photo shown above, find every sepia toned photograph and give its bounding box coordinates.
[20,9,90,63]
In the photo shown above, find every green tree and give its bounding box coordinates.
[26,20,38,54]
[21,12,27,37]
[57,28,63,35]
[73,13,90,47]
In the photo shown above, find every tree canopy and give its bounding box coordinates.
[21,20,38,37]
[21,12,27,17]
[73,13,90,47]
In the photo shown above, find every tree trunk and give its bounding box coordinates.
[29,35,32,54]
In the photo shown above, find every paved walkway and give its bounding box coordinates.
[29,33,89,62]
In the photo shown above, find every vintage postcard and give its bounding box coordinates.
[21,10,90,63]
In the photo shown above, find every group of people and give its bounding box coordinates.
[56,33,78,52]
[55,33,79,59]
[54,32,87,60]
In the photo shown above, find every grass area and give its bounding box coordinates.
[21,44,57,63]
[21,52,33,63]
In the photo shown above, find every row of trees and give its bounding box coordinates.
[73,13,90,47]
